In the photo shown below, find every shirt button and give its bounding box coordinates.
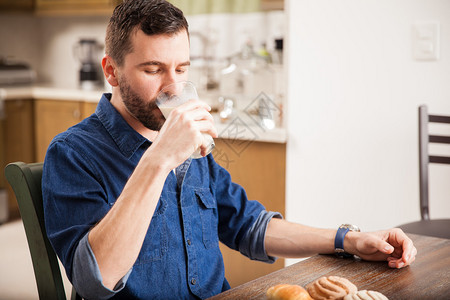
[191,278,196,285]
[187,239,192,245]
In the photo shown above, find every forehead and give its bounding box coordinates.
[126,29,190,64]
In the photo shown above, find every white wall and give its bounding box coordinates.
[0,15,41,73]
[38,16,109,88]
[0,15,109,88]
[285,0,450,256]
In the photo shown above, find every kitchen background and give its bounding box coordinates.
[0,1,288,297]
[0,3,284,90]
[0,0,449,298]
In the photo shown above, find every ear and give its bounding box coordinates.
[102,55,119,87]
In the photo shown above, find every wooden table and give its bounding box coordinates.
[209,234,450,299]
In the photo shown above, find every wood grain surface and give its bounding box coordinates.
[209,234,450,299]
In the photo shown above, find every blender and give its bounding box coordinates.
[73,38,104,90]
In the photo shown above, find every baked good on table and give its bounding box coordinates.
[266,284,313,300]
[343,290,389,300]
[306,276,357,300]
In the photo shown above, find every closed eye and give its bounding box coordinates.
[176,68,188,74]
[144,69,160,74]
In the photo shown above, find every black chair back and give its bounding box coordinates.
[398,106,450,239]
[418,105,450,220]
[5,162,81,300]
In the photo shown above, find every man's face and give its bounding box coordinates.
[116,29,190,131]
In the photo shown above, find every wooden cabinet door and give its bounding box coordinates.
[82,101,98,119]
[34,99,83,162]
[213,139,286,288]
[1,99,35,220]
[0,0,33,11]
[35,0,121,15]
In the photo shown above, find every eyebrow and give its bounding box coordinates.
[137,61,191,67]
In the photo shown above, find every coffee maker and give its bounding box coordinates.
[73,38,103,90]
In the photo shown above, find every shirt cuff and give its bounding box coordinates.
[72,232,132,300]
[238,210,283,263]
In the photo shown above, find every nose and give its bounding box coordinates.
[161,70,178,91]
[160,82,180,99]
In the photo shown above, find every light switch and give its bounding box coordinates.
[412,21,440,61]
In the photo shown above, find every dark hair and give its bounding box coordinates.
[105,0,189,66]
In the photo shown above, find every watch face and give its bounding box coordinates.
[340,224,361,232]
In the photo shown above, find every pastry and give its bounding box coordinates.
[306,276,357,300]
[343,290,389,300]
[267,284,314,300]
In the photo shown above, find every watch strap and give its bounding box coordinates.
[334,226,353,258]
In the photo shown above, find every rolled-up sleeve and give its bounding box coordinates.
[72,233,131,300]
[238,210,283,263]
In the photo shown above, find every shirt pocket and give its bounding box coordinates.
[135,196,168,264]
[195,189,219,249]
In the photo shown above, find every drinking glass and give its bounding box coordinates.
[156,81,215,159]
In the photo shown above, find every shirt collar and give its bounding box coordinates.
[96,93,150,158]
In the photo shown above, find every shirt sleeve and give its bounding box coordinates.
[238,210,283,263]
[43,138,113,281]
[71,232,132,300]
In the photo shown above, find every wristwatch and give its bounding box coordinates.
[334,224,360,258]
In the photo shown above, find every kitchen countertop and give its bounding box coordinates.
[0,85,287,143]
[213,113,287,143]
[0,85,104,102]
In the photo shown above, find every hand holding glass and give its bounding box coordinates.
[156,81,215,159]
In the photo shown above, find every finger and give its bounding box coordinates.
[177,99,211,112]
[388,246,416,269]
[400,236,416,264]
[169,104,214,125]
[387,256,397,261]
[195,120,218,138]
[369,237,394,255]
[199,140,213,157]
[410,249,417,263]
[166,108,214,134]
[389,259,406,269]
[387,255,407,268]
[189,107,215,122]
[403,245,417,265]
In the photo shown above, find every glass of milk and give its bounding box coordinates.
[156,81,215,159]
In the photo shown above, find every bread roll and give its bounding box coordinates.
[343,290,389,300]
[267,284,314,300]
[306,276,357,300]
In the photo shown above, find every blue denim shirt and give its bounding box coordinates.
[42,94,281,299]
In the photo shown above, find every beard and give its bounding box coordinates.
[118,76,165,131]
